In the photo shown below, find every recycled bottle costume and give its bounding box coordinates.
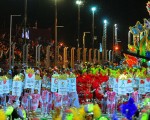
[31,91,42,111]
[21,92,29,110]
[104,87,116,115]
[132,85,139,106]
[41,90,48,114]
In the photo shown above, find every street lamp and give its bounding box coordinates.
[9,15,21,69]
[102,19,108,62]
[91,6,96,60]
[76,0,83,48]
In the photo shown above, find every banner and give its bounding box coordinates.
[12,81,22,96]
[24,73,35,89]
[145,78,150,92]
[58,80,68,95]
[68,78,76,92]
[51,77,58,92]
[118,80,126,95]
[126,78,133,93]
[139,79,145,94]
[3,80,9,94]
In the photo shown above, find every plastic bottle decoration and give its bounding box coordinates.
[12,75,23,97]
[25,68,35,89]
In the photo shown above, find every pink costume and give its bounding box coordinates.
[132,91,138,106]
[47,91,53,112]
[31,93,42,111]
[21,93,29,110]
[105,91,116,114]
[53,92,62,108]
[41,90,48,114]
[8,95,16,105]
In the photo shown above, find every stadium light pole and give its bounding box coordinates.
[91,6,96,61]
[76,0,82,48]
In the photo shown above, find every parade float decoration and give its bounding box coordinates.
[68,73,76,92]
[2,75,9,94]
[125,1,150,65]
[58,74,68,95]
[34,74,42,94]
[51,73,59,92]
[12,75,23,96]
[25,68,35,89]
[0,76,10,94]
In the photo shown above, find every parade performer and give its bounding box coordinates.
[53,92,62,108]
[7,91,17,105]
[41,84,49,116]
[132,85,139,106]
[47,86,53,113]
[31,89,42,111]
[104,86,116,115]
[21,90,29,110]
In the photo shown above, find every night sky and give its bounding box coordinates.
[0,0,149,51]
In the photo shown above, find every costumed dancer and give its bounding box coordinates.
[53,92,62,108]
[41,84,49,116]
[30,89,42,112]
[47,86,53,113]
[104,86,116,116]
[99,83,107,113]
[21,90,29,110]
[7,91,17,106]
[132,85,139,106]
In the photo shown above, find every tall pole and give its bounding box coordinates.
[24,0,27,44]
[76,0,82,48]
[102,20,107,62]
[9,15,12,69]
[77,4,80,48]
[92,11,95,58]
[91,7,96,61]
[54,0,58,66]
[9,15,21,69]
